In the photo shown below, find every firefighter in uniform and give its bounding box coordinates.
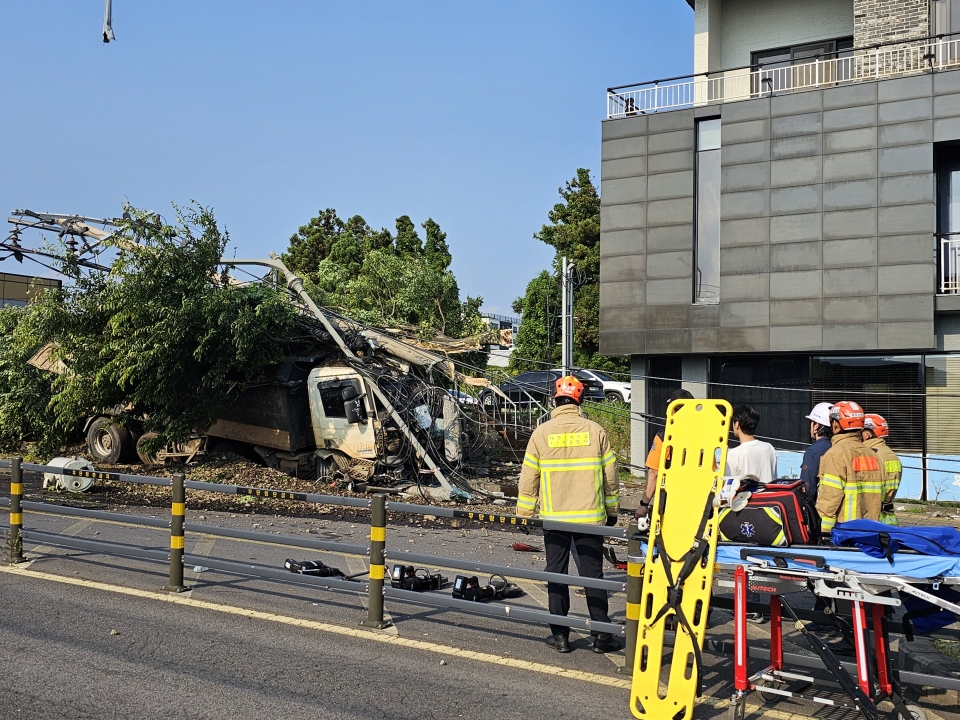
[862,413,902,526]
[516,375,621,654]
[816,400,884,535]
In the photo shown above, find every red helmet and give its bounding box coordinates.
[830,400,865,430]
[863,413,889,438]
[555,375,584,403]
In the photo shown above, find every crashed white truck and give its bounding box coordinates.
[13,211,502,500]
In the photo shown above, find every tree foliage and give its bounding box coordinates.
[0,308,67,455]
[511,169,627,375]
[283,210,484,343]
[3,204,297,452]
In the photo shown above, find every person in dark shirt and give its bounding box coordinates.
[799,402,833,501]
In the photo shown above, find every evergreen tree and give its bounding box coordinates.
[394,215,423,256]
[423,218,452,270]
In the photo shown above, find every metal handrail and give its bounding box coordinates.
[940,234,960,294]
[607,32,960,119]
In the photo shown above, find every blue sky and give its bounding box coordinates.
[1,1,692,314]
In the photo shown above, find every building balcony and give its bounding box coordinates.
[607,33,960,119]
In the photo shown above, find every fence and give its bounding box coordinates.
[4,458,960,696]
[607,34,960,119]
[0,458,636,659]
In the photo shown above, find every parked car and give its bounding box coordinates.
[550,368,631,403]
[447,389,479,406]
[480,370,605,409]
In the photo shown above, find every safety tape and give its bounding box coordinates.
[625,602,641,621]
[170,536,184,550]
[9,513,22,525]
[369,564,385,580]
[627,562,642,578]
[10,483,22,495]
[64,468,121,481]
[171,502,185,517]
[235,487,308,502]
[370,527,386,543]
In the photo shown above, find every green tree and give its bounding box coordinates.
[284,208,485,351]
[513,169,627,374]
[394,215,423,256]
[423,218,452,271]
[18,204,297,450]
[0,307,66,454]
[283,208,344,273]
[509,271,560,372]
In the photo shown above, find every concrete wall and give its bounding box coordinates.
[598,70,960,356]
[694,0,854,73]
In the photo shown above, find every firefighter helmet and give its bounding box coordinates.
[555,375,584,403]
[829,400,865,430]
[863,413,889,438]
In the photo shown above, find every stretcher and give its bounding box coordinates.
[713,545,960,720]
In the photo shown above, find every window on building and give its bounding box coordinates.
[813,356,924,452]
[694,118,720,305]
[937,143,960,292]
[647,356,682,448]
[710,356,811,451]
[924,355,960,455]
[752,37,854,94]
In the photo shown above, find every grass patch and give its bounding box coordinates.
[582,400,631,466]
[935,639,960,663]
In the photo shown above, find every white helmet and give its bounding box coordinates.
[805,402,833,427]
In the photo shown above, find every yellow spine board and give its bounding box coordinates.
[630,399,731,720]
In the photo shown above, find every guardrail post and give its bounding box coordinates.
[7,457,25,563]
[162,472,190,593]
[619,520,641,675]
[361,493,391,629]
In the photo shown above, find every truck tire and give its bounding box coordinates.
[87,417,132,464]
[136,432,162,465]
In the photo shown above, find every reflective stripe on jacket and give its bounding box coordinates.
[864,437,902,526]
[815,432,884,533]
[516,404,619,525]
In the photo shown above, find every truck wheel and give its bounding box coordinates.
[87,417,132,464]
[136,432,162,465]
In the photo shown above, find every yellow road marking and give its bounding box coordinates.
[0,564,630,690]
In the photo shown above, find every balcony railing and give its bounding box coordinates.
[940,234,960,294]
[608,33,960,119]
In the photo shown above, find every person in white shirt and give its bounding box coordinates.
[724,404,779,623]
[725,404,778,483]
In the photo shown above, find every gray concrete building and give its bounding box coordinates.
[600,0,960,500]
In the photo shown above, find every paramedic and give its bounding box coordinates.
[800,402,833,501]
[725,405,778,483]
[861,413,902,526]
[635,388,694,521]
[816,401,884,534]
[516,375,622,655]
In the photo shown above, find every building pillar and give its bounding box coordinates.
[682,356,709,398]
[630,355,648,478]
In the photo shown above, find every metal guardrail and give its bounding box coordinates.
[1,457,630,641]
[607,34,960,119]
[5,457,960,693]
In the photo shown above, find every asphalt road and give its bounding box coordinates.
[0,499,957,720]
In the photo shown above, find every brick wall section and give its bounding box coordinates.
[853,0,928,47]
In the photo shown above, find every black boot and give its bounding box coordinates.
[545,634,571,653]
[592,633,622,654]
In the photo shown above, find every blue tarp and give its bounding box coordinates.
[715,545,960,579]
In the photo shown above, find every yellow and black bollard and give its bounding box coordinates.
[620,520,642,675]
[7,456,24,563]
[361,493,392,629]
[162,472,190,593]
